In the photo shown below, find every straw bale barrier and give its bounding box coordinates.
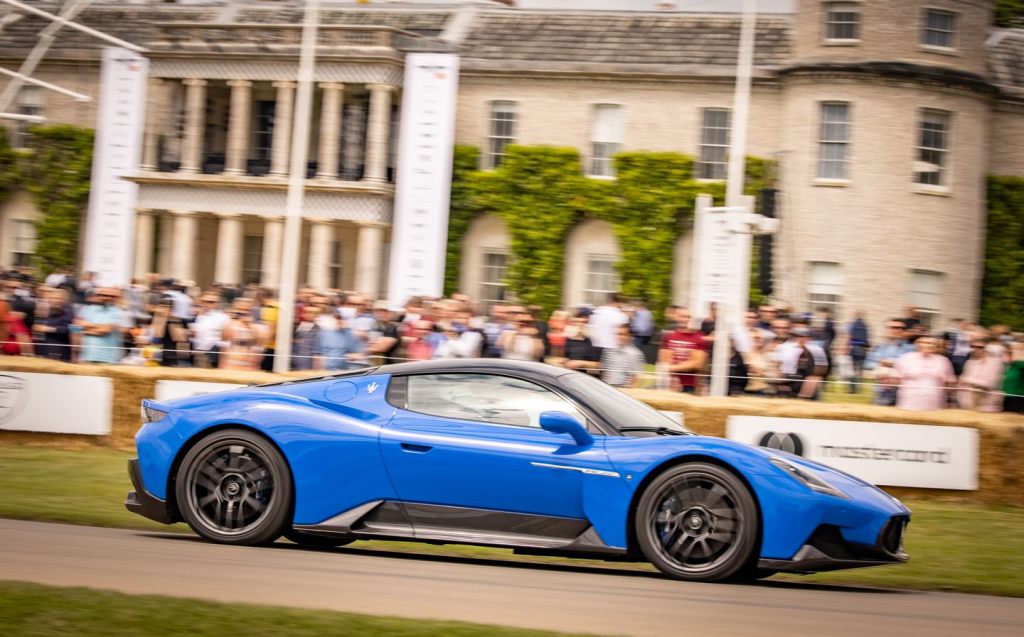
[2,357,1021,505]
[624,388,1024,506]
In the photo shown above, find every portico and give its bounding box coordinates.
[132,209,389,293]
[129,23,407,296]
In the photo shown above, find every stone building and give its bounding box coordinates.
[1,0,1022,331]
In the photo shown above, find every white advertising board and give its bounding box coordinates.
[154,380,245,402]
[387,53,460,306]
[726,415,979,490]
[83,47,149,287]
[658,411,685,426]
[0,372,112,435]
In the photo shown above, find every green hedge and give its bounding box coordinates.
[0,135,18,200]
[0,125,93,274]
[981,176,1024,330]
[996,0,1024,28]
[445,145,774,317]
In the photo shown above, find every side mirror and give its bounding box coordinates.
[539,411,593,446]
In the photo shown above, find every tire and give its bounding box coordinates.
[635,462,759,582]
[175,429,292,546]
[283,528,354,548]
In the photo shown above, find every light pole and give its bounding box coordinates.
[709,0,757,397]
[273,0,320,373]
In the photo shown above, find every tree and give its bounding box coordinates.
[995,0,1024,28]
[981,177,1024,330]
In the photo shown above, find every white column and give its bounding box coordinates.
[141,79,163,171]
[355,222,384,299]
[225,80,253,175]
[363,83,393,183]
[180,79,207,174]
[261,217,284,288]
[170,210,198,283]
[214,213,244,285]
[270,80,296,176]
[156,213,173,274]
[133,211,155,280]
[317,82,344,179]
[165,82,184,165]
[307,220,333,291]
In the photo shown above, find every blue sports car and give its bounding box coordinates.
[126,360,909,582]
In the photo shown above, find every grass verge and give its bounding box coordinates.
[0,581,586,637]
[1,445,1022,596]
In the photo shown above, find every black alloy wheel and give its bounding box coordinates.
[635,462,759,582]
[175,429,292,545]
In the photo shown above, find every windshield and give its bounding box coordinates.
[559,372,692,435]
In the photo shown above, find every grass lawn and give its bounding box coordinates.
[821,379,874,404]
[0,581,586,637]
[636,364,875,404]
[1,445,1022,596]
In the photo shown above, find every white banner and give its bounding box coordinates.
[83,47,149,287]
[387,53,460,307]
[0,372,112,435]
[689,196,745,323]
[727,415,979,490]
[154,380,245,402]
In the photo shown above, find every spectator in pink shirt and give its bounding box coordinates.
[893,335,956,411]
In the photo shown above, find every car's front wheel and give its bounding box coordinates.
[635,462,759,582]
[175,429,292,545]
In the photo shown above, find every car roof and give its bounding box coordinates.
[254,360,575,390]
[371,359,574,379]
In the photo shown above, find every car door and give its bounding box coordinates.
[379,373,617,531]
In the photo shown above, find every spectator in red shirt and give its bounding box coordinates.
[658,307,708,393]
[0,293,9,350]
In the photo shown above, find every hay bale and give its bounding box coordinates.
[3,356,1022,504]
[625,388,1024,506]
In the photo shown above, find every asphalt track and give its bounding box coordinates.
[2,519,1022,637]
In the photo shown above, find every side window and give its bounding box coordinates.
[404,374,586,429]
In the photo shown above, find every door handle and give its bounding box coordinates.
[400,443,433,453]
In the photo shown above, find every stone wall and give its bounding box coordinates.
[792,0,994,77]
[455,75,783,161]
[990,101,1024,175]
[776,73,992,333]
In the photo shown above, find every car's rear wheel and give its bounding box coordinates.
[175,429,292,545]
[283,528,354,548]
[635,462,758,582]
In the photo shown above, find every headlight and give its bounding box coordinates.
[769,456,849,499]
[141,405,167,424]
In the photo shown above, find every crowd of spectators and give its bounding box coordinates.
[0,266,1021,413]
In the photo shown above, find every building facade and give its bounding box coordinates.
[1,0,1022,332]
